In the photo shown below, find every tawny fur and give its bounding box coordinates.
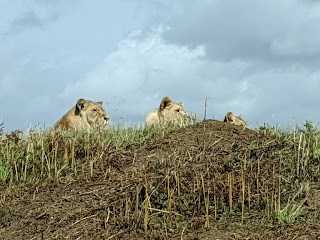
[223,112,249,128]
[146,96,189,126]
[54,98,109,130]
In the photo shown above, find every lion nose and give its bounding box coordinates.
[104,116,109,121]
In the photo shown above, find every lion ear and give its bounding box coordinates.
[76,98,87,111]
[224,112,232,122]
[96,101,103,106]
[159,96,172,110]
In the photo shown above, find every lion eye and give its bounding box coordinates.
[175,109,180,112]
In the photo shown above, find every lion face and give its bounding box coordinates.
[54,98,109,130]
[223,112,248,127]
[76,99,109,127]
[146,96,189,126]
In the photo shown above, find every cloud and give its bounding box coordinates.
[2,0,81,36]
[0,51,92,130]
[8,9,60,34]
[164,0,320,63]
[58,25,320,128]
[270,18,320,59]
[2,0,320,131]
[58,27,258,124]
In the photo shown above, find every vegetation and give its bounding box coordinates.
[0,120,320,238]
[0,124,178,183]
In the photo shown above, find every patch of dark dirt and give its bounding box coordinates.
[1,120,319,239]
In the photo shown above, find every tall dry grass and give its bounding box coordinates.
[0,120,319,228]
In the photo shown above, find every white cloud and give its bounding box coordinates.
[59,27,255,124]
[59,22,320,128]
[2,0,320,131]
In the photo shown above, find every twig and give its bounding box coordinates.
[78,187,106,195]
[107,230,125,240]
[203,97,208,121]
[69,214,98,227]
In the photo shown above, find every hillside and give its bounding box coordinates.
[0,120,320,239]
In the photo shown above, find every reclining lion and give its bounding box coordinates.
[54,98,109,130]
[146,96,189,126]
[223,112,249,128]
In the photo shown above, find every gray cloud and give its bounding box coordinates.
[4,24,320,130]
[164,0,320,64]
[8,10,60,34]
[0,52,93,130]
[149,0,320,128]
[1,0,320,131]
[55,30,264,125]
[2,0,81,36]
[97,26,320,128]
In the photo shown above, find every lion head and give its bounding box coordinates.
[146,96,189,126]
[223,112,248,128]
[54,98,110,130]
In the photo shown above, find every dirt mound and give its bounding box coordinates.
[1,120,317,239]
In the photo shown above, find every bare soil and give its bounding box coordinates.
[1,120,320,239]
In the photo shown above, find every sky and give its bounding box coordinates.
[1,0,320,131]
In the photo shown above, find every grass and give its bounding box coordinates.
[0,119,320,237]
[0,123,180,183]
[276,181,310,224]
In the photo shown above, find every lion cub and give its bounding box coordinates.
[146,96,189,126]
[54,98,109,130]
[223,112,249,128]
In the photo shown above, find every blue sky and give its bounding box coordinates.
[1,0,320,131]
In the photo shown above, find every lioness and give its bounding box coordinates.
[223,112,249,128]
[54,98,109,130]
[146,96,189,126]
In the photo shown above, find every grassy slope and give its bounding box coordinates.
[0,120,320,239]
